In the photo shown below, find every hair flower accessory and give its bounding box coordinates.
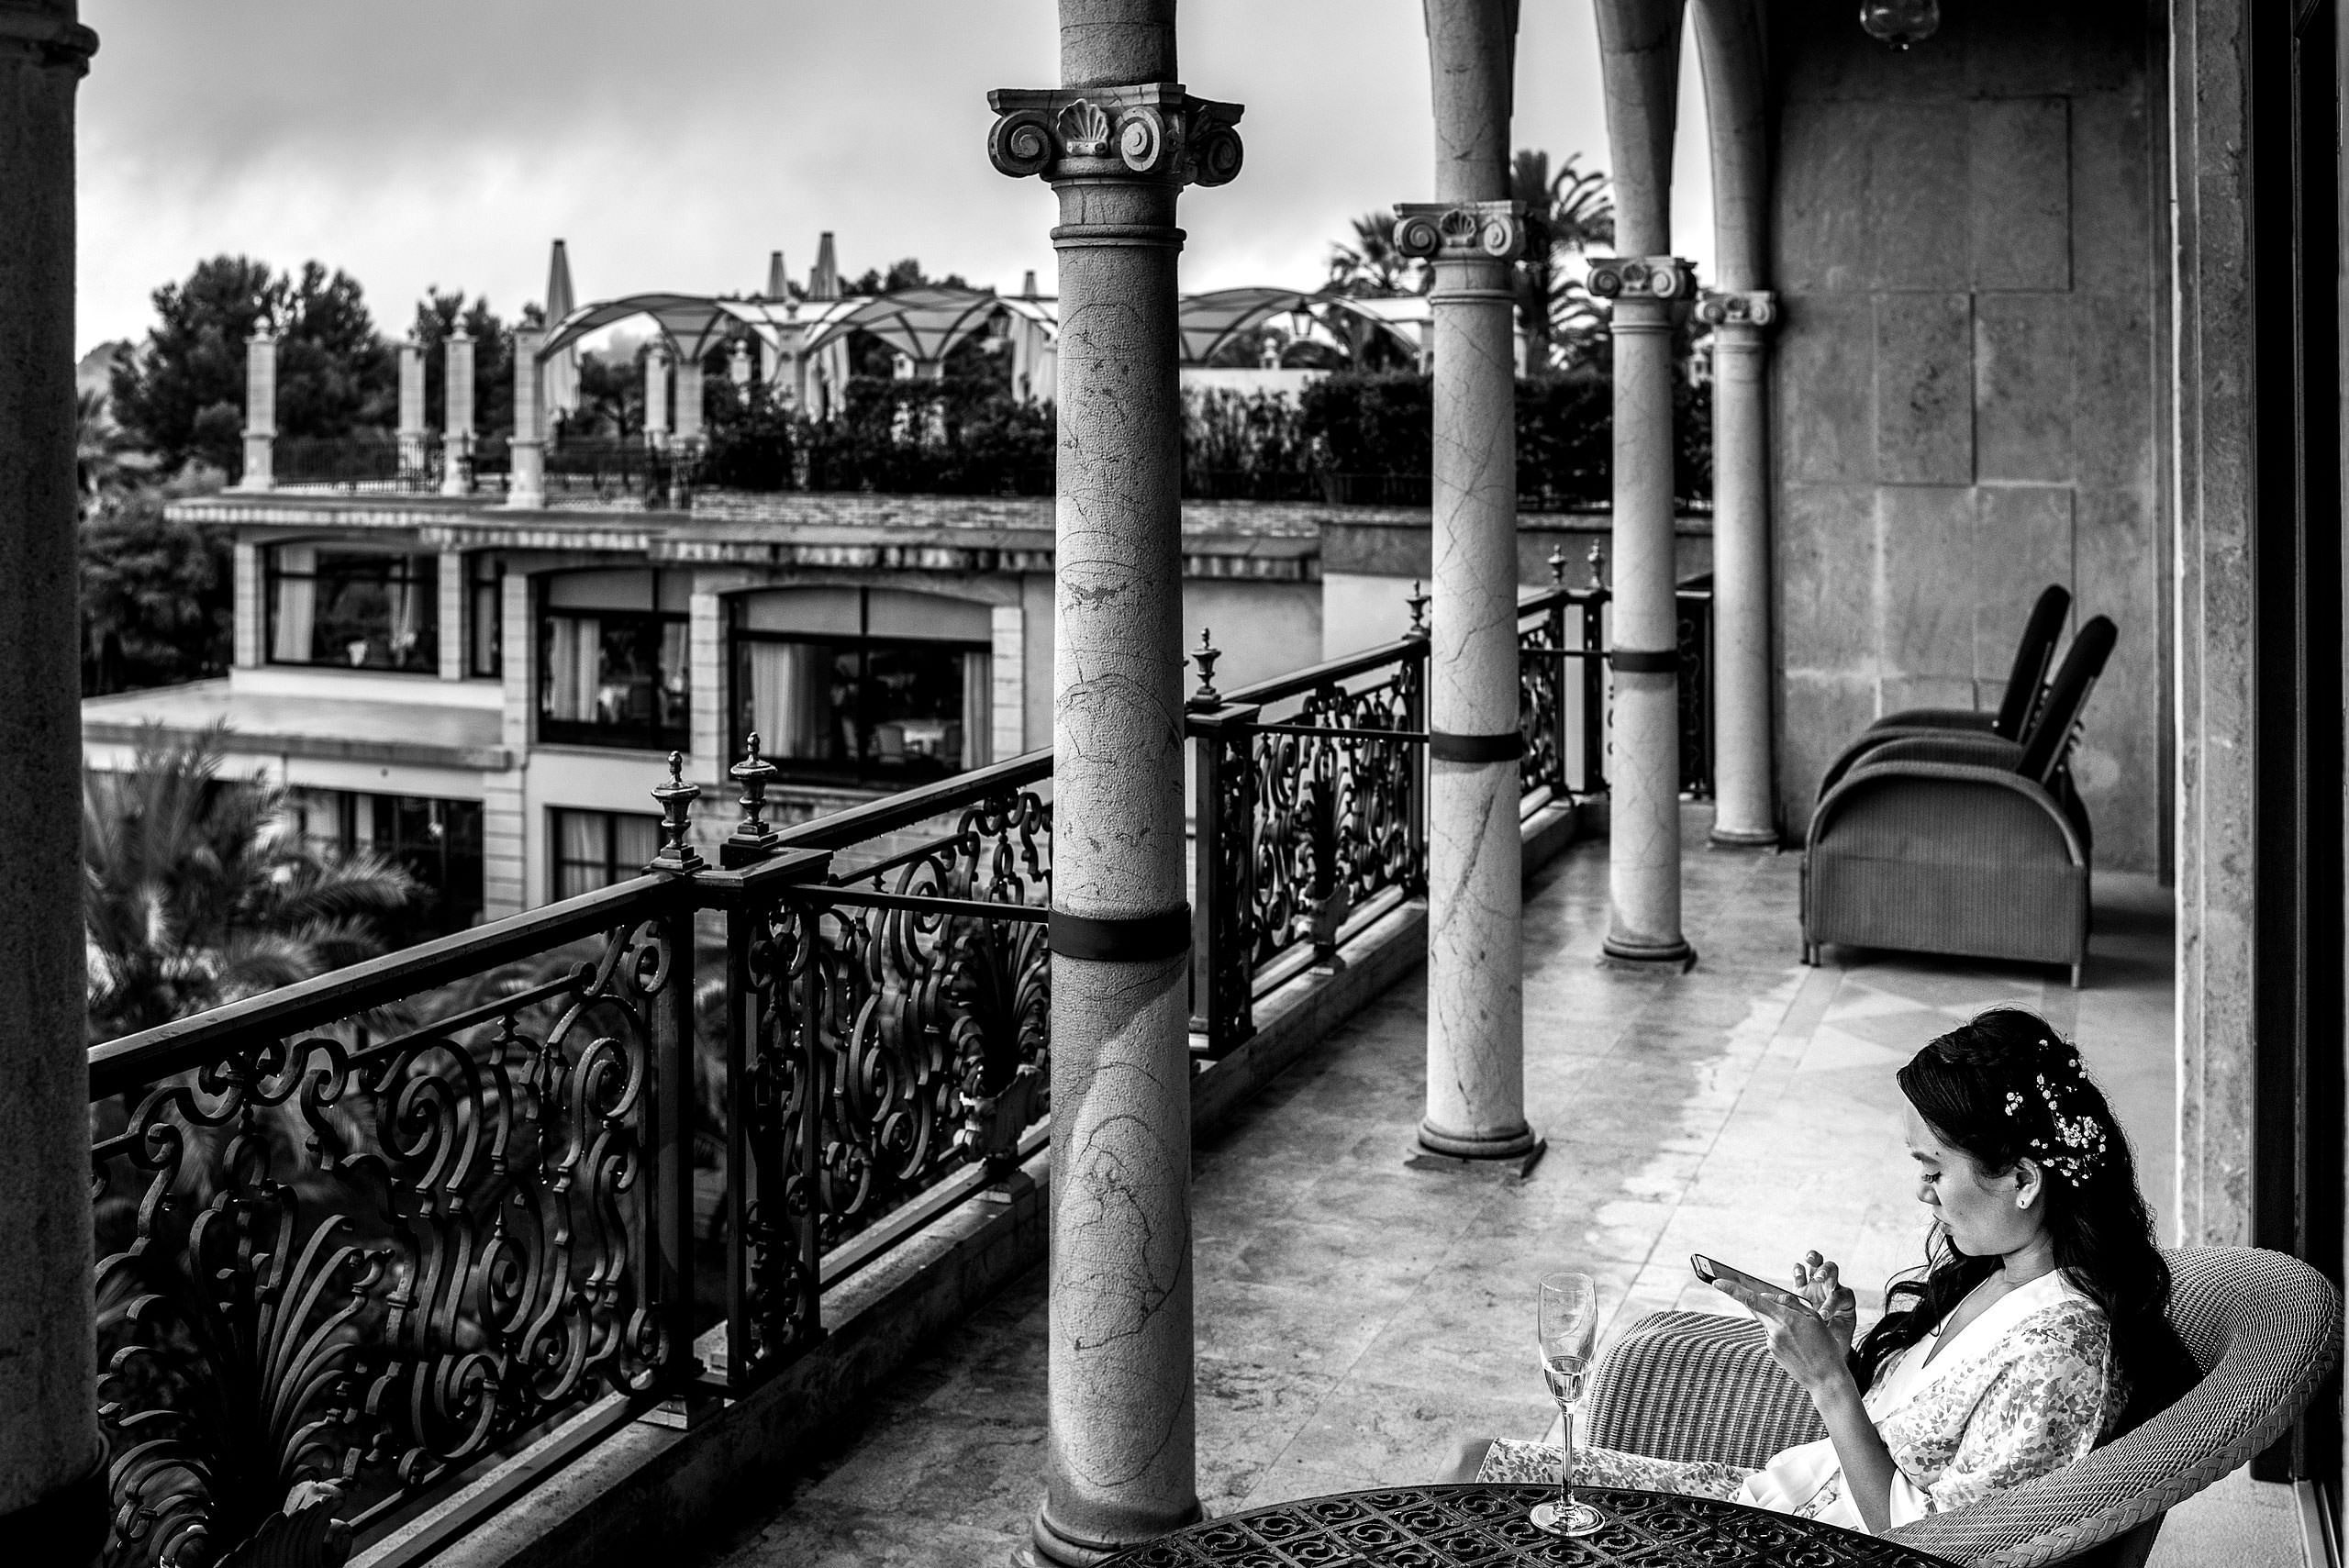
[2006,1051,2110,1186]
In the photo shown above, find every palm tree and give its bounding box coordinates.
[1328,211,1430,298]
[1510,150,1618,373]
[83,727,422,1043]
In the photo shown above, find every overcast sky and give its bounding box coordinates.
[74,0,1714,356]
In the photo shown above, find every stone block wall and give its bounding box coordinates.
[1767,0,2168,873]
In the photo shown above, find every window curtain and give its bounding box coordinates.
[961,651,992,770]
[555,810,607,899]
[272,545,317,663]
[750,641,832,759]
[389,564,424,665]
[547,617,602,723]
[660,620,690,725]
[612,814,662,875]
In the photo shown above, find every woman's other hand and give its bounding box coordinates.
[1793,1251,1858,1355]
[1710,1278,1857,1398]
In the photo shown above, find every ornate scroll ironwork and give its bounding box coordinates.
[89,904,686,1568]
[1245,659,1423,978]
[728,777,1052,1389]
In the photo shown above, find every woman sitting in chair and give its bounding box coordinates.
[1480,1008,2180,1536]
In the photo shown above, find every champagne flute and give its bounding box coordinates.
[1531,1270,1604,1538]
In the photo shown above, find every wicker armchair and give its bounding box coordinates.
[1579,1248,2343,1568]
[1820,585,2073,800]
[1802,617,2116,985]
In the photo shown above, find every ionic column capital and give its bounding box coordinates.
[1694,288,1778,330]
[1391,200,1528,264]
[986,83,1243,189]
[1588,256,1699,302]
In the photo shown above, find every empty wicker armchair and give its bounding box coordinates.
[1579,1248,2343,1567]
[1819,584,2072,800]
[1802,617,2117,985]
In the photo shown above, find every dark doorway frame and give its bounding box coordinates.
[2247,0,2347,1514]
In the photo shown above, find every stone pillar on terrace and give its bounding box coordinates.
[643,343,672,449]
[1593,0,1695,969]
[507,328,546,510]
[237,322,276,492]
[986,5,1243,1557]
[440,325,476,496]
[675,348,706,447]
[0,4,103,1558]
[396,334,428,480]
[1394,0,1535,1162]
[1694,288,1773,839]
[1691,0,1775,847]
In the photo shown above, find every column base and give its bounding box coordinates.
[1598,934,1698,973]
[1031,1496,1201,1568]
[1416,1118,1540,1162]
[1708,824,1781,850]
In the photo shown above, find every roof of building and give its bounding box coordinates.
[82,681,512,772]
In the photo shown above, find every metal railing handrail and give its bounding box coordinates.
[1206,634,1430,714]
[85,873,681,1099]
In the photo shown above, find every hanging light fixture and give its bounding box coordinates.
[1858,0,1939,48]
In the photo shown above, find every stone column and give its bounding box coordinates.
[675,349,706,446]
[987,9,1243,1559]
[396,335,428,482]
[440,325,475,496]
[507,328,546,510]
[1694,289,1775,844]
[238,323,276,491]
[1592,0,1694,969]
[643,343,672,449]
[1691,0,1775,847]
[0,4,103,1559]
[1392,0,1534,1162]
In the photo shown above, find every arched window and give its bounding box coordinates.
[731,586,992,784]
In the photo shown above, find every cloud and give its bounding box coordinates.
[75,0,1711,354]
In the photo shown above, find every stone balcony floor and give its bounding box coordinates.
[700,805,2286,1568]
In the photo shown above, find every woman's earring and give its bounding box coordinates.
[2016,1195,2032,1210]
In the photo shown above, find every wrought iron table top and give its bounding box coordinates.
[1097,1484,1958,1567]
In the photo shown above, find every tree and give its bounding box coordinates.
[80,487,232,695]
[109,257,397,475]
[83,728,421,1044]
[412,291,541,439]
[1510,150,1617,373]
[1328,212,1430,298]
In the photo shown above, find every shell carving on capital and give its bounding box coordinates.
[986,84,1244,188]
[1694,289,1778,328]
[1588,257,1699,302]
[1391,201,1527,263]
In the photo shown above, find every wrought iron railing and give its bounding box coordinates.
[83,577,1716,1562]
[85,748,1052,1568]
[273,434,443,495]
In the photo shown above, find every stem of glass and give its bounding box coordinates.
[1558,1403,1576,1517]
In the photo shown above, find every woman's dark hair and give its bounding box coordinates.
[1851,1007,2186,1432]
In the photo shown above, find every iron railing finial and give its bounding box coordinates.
[723,734,783,866]
[1405,581,1431,640]
[648,751,707,873]
[1188,628,1224,711]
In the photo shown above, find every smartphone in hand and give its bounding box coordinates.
[1689,1253,1810,1312]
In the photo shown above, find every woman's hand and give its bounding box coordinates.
[1793,1251,1858,1356]
[1710,1278,1859,1399]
